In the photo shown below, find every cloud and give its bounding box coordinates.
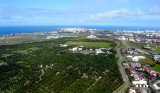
[150,6,160,14]
[89,8,143,20]
[134,8,143,15]
[0,15,64,24]
[0,7,64,17]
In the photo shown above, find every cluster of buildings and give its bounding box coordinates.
[69,46,112,55]
[115,31,160,44]
[121,47,160,92]
[58,28,87,33]
[87,35,97,39]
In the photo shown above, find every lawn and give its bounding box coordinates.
[127,41,143,49]
[152,64,160,72]
[140,55,155,65]
[127,41,160,53]
[66,41,111,48]
[130,54,160,72]
[152,49,160,53]
[130,54,155,65]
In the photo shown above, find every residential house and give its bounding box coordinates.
[123,63,129,68]
[129,89,136,93]
[95,49,105,55]
[154,54,160,61]
[69,47,83,52]
[131,63,142,70]
[132,72,145,81]
[150,70,157,77]
[121,48,128,54]
[153,80,160,90]
[157,58,160,63]
[128,67,135,73]
[142,65,157,78]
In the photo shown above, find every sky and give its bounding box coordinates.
[0,0,160,26]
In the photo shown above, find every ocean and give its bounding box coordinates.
[0,25,160,35]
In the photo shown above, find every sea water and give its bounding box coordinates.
[0,25,160,35]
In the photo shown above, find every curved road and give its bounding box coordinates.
[113,41,129,93]
[114,48,129,93]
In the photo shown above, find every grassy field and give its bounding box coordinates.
[151,46,160,53]
[66,41,111,48]
[0,33,45,45]
[130,54,155,65]
[152,49,160,53]
[140,55,155,65]
[127,41,160,53]
[153,64,160,72]
[126,41,160,72]
[127,41,143,49]
[130,54,160,72]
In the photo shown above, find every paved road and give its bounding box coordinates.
[114,49,130,93]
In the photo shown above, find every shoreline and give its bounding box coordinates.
[1,26,160,35]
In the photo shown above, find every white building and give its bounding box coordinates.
[153,80,160,90]
[69,47,83,52]
[126,55,133,59]
[95,49,105,55]
[132,56,139,62]
[137,56,145,59]
[129,89,136,93]
[132,80,147,87]
[118,36,127,40]
[46,36,59,39]
[87,35,97,39]
[154,55,160,60]
[59,44,68,47]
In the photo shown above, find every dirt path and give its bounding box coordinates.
[39,69,45,81]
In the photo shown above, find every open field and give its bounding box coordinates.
[152,64,160,72]
[151,46,160,53]
[0,33,45,45]
[129,54,155,65]
[127,41,143,49]
[129,54,160,72]
[66,41,111,48]
[127,41,160,53]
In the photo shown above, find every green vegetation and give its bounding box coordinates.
[66,41,110,48]
[66,39,116,48]
[0,33,45,45]
[140,55,155,65]
[127,41,143,49]
[113,82,125,93]
[0,38,122,93]
[127,41,160,53]
[129,54,155,65]
[152,64,160,72]
[152,48,160,53]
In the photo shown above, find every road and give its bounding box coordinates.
[113,41,130,93]
[114,49,130,93]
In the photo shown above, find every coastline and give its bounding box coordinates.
[1,25,160,35]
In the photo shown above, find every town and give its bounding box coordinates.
[0,28,160,93]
